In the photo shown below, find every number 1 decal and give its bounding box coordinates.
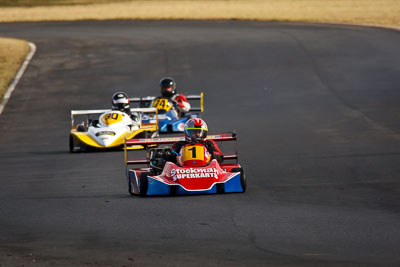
[188,146,197,158]
[183,145,205,161]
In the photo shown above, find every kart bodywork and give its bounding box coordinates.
[124,133,246,196]
[69,108,158,152]
[129,93,203,133]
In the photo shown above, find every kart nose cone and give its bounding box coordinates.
[99,137,113,146]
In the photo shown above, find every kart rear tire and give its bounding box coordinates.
[139,172,151,197]
[231,167,246,192]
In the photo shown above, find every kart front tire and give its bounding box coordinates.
[231,167,246,192]
[139,172,151,197]
[69,134,86,153]
[216,183,225,194]
[128,178,135,196]
[69,134,76,153]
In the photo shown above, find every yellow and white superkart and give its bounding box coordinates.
[69,108,158,152]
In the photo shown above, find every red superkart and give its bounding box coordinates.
[124,133,246,196]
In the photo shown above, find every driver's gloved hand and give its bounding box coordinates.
[213,153,223,163]
[171,100,178,107]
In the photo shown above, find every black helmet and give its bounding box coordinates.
[111,92,129,111]
[160,77,176,98]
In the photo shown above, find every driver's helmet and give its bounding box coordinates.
[160,77,176,98]
[111,92,129,111]
[184,118,208,142]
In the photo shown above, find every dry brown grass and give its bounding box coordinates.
[0,38,29,100]
[0,0,399,27]
[0,0,135,7]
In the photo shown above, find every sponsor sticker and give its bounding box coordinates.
[95,131,116,136]
[140,137,182,142]
[170,167,219,181]
[177,122,185,131]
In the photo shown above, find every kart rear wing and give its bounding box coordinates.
[70,108,158,128]
[129,92,204,113]
[125,133,235,146]
[124,133,239,167]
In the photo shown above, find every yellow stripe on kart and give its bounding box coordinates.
[185,127,208,131]
[200,92,204,113]
[72,132,104,148]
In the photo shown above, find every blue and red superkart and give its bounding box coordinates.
[129,94,203,133]
[124,133,246,196]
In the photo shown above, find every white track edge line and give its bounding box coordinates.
[0,42,37,115]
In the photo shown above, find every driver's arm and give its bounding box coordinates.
[173,95,191,113]
[207,140,224,163]
[130,112,140,123]
[165,141,184,163]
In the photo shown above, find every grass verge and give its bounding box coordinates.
[0,38,29,101]
[0,0,399,27]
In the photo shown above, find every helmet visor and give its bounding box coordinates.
[185,127,207,141]
[113,102,126,110]
[161,87,174,98]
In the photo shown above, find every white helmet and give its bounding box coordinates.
[184,118,208,142]
[112,92,129,111]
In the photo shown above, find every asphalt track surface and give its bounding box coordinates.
[0,20,399,266]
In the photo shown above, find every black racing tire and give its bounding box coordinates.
[169,185,178,196]
[139,172,151,197]
[128,176,135,196]
[231,167,246,192]
[216,183,225,194]
[69,134,86,153]
[69,134,76,153]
